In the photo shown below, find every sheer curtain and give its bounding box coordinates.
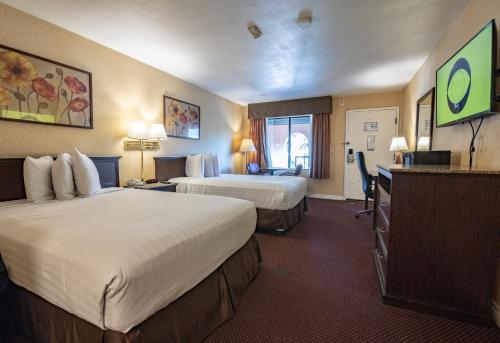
[249,118,268,168]
[310,113,330,179]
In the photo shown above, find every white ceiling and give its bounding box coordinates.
[2,0,469,105]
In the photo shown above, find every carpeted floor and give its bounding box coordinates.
[204,198,500,343]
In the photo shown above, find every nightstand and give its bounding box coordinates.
[129,182,177,192]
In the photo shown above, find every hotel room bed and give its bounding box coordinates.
[0,157,261,343]
[155,157,308,232]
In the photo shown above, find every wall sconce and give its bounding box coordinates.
[125,121,167,180]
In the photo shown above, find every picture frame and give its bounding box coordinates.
[163,95,200,140]
[0,44,93,129]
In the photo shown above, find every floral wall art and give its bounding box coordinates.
[163,96,200,139]
[0,45,92,128]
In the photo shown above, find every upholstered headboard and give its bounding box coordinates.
[154,157,187,182]
[0,156,121,202]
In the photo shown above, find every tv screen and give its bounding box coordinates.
[436,20,497,127]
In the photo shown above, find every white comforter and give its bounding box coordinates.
[0,189,256,332]
[169,174,307,210]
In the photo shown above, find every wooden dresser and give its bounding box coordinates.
[373,164,500,325]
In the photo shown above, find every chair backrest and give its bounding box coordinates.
[247,163,260,175]
[356,152,371,194]
[294,164,303,176]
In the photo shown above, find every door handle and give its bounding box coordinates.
[341,141,350,145]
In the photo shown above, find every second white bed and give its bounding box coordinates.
[169,174,308,210]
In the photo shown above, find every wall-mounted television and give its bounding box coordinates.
[436,20,497,127]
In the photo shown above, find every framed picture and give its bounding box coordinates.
[163,96,200,140]
[0,44,92,129]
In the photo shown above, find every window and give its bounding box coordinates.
[266,115,312,169]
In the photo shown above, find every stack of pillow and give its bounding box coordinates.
[23,148,102,203]
[185,153,220,178]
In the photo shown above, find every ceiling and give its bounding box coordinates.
[2,0,469,105]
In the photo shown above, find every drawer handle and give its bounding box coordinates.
[376,250,384,260]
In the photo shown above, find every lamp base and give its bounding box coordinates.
[394,151,403,164]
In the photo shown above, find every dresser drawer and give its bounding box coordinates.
[375,207,389,253]
[374,235,387,287]
[377,186,391,226]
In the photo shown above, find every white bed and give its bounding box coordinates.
[0,188,256,333]
[169,174,308,211]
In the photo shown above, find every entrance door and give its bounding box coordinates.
[344,107,399,200]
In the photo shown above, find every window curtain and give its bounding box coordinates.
[310,113,330,179]
[249,118,268,168]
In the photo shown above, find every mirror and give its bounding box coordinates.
[415,88,435,151]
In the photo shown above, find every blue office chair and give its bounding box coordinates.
[355,152,375,218]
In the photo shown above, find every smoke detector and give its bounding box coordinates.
[296,9,312,28]
[247,22,262,39]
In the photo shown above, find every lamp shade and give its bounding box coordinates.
[128,121,149,140]
[239,138,256,152]
[417,136,430,150]
[149,123,168,140]
[389,137,408,151]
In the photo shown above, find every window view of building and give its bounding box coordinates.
[266,115,312,169]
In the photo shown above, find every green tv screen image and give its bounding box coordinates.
[436,21,495,127]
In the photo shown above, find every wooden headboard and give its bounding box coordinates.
[0,156,121,202]
[154,157,187,182]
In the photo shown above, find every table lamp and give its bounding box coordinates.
[240,138,256,173]
[389,137,408,164]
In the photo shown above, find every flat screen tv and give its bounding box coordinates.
[436,20,497,127]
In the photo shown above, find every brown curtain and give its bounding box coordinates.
[310,113,330,179]
[249,118,268,168]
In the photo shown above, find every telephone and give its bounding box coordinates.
[127,179,145,187]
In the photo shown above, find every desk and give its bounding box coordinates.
[373,164,500,325]
[259,167,286,175]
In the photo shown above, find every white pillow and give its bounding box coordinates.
[52,153,75,200]
[212,154,220,177]
[71,148,101,197]
[203,153,214,177]
[185,154,204,178]
[23,156,55,202]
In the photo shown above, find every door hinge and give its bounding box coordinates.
[394,117,398,125]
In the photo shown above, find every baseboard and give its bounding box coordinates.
[307,194,346,201]
[492,300,500,327]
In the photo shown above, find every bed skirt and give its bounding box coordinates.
[256,197,307,232]
[0,236,261,343]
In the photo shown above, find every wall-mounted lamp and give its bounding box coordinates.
[125,121,167,180]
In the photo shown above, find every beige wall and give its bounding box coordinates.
[0,3,246,182]
[400,0,500,316]
[402,0,500,168]
[308,92,404,196]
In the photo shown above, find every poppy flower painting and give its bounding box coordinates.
[0,45,92,128]
[163,96,200,139]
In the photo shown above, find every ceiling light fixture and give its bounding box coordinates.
[296,9,312,28]
[247,22,262,39]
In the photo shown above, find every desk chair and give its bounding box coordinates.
[246,163,269,175]
[355,152,375,218]
[279,164,303,176]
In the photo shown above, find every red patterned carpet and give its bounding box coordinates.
[204,199,500,343]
